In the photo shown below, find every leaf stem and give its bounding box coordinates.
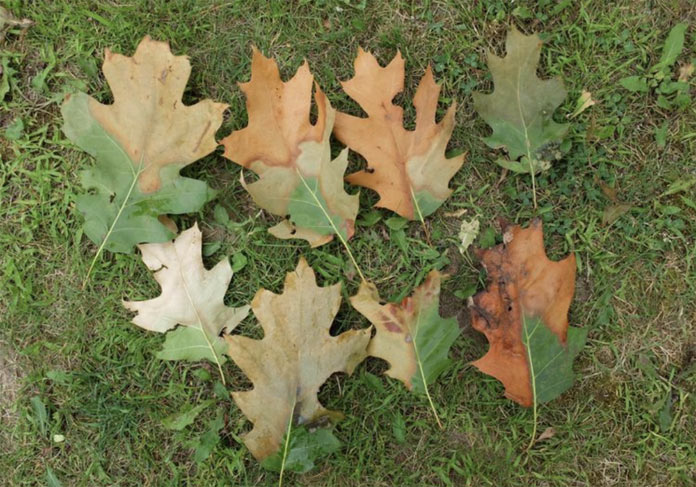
[83,161,144,288]
[410,186,432,247]
[529,163,538,210]
[278,400,295,487]
[296,169,366,283]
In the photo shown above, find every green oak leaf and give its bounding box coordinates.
[61,36,226,281]
[473,27,569,175]
[522,314,587,404]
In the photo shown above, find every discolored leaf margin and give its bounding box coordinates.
[334,48,465,220]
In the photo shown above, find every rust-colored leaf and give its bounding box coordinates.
[469,220,584,407]
[220,49,358,247]
[334,49,465,220]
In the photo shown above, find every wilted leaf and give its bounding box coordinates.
[62,36,224,257]
[351,271,459,393]
[457,218,480,255]
[602,204,632,225]
[568,90,595,119]
[473,27,568,174]
[469,220,585,407]
[226,258,370,461]
[123,224,249,383]
[221,49,358,248]
[678,63,694,82]
[334,49,465,219]
[0,6,33,36]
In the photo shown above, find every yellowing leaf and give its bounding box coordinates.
[227,258,370,461]
[473,27,568,175]
[221,49,358,248]
[61,36,225,283]
[568,90,596,119]
[350,271,459,427]
[123,224,249,383]
[334,49,465,220]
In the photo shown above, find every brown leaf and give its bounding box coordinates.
[469,220,576,407]
[87,36,227,193]
[220,49,358,247]
[334,49,465,220]
[226,258,371,461]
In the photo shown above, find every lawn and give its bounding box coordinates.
[1,1,695,486]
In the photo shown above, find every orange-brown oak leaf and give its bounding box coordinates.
[220,49,358,247]
[334,49,465,220]
[470,220,585,407]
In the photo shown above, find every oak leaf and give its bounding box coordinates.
[221,49,358,248]
[123,224,249,383]
[334,49,465,220]
[350,271,459,394]
[226,258,370,461]
[469,220,586,407]
[473,27,568,175]
[62,36,225,254]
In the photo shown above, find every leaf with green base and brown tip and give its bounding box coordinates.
[221,49,358,249]
[226,258,370,463]
[334,48,465,221]
[470,220,583,407]
[123,224,249,384]
[61,36,225,281]
[473,27,568,178]
[350,271,460,427]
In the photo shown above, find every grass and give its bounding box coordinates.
[1,0,695,485]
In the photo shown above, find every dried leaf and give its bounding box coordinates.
[469,220,586,407]
[678,63,694,82]
[350,271,459,394]
[123,224,249,380]
[537,426,556,442]
[62,36,225,254]
[221,49,358,247]
[473,27,568,174]
[457,218,480,255]
[226,258,370,461]
[334,49,465,219]
[568,90,595,119]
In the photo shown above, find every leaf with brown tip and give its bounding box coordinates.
[123,224,249,383]
[334,49,465,220]
[226,258,370,461]
[221,49,358,247]
[469,220,586,407]
[62,36,226,255]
